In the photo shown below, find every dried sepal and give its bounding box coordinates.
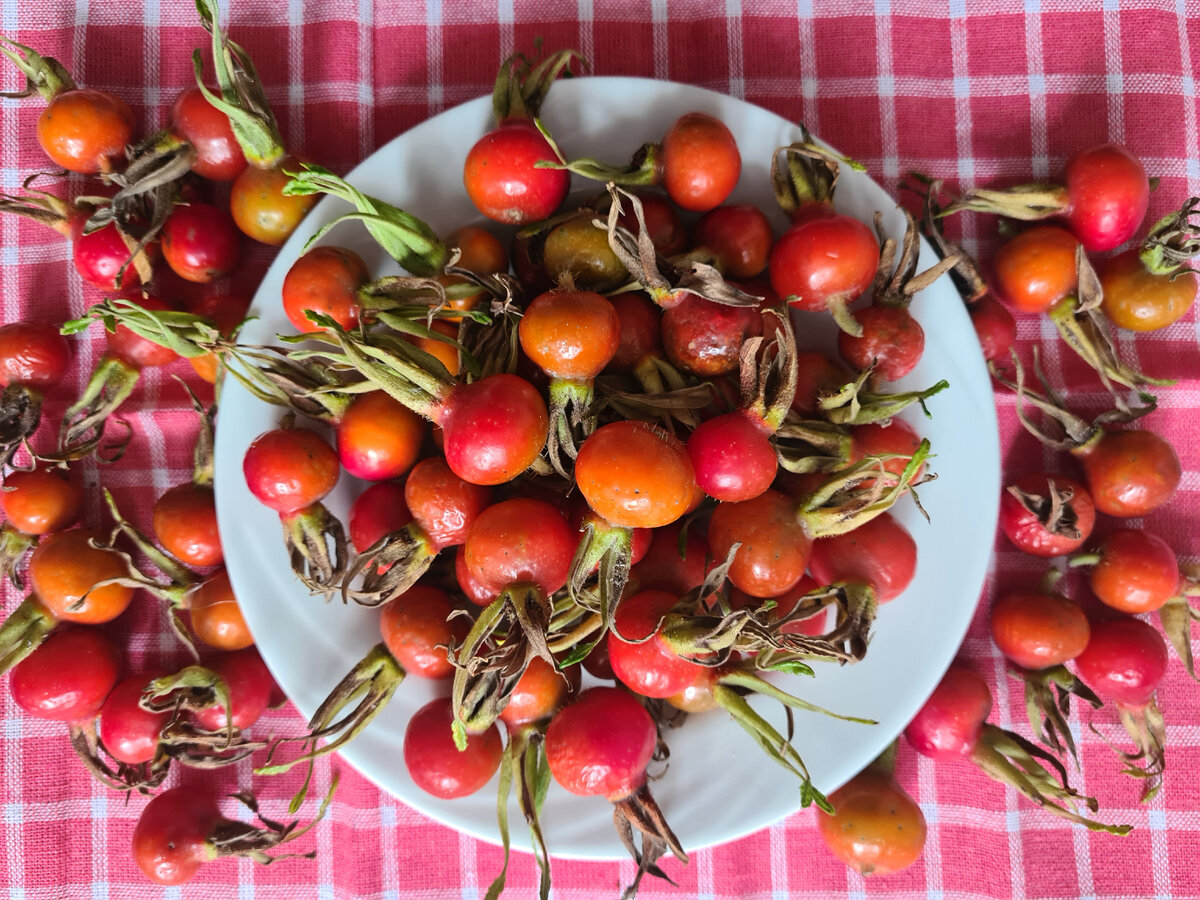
[340,523,436,607]
[815,363,949,425]
[602,184,763,309]
[281,503,348,600]
[1011,664,1102,764]
[938,181,1070,223]
[282,164,449,275]
[0,597,57,676]
[0,36,75,99]
[194,0,286,167]
[451,584,557,748]
[53,355,139,463]
[491,47,586,122]
[0,525,35,590]
[904,173,990,302]
[612,782,687,900]
[207,774,339,866]
[972,723,1131,833]
[256,643,404,811]
[770,126,863,215]
[1140,196,1200,277]
[1006,479,1083,542]
[68,721,170,795]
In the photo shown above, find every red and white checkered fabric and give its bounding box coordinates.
[1,1,1198,897]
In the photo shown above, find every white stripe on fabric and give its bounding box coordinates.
[651,0,669,81]
[576,0,595,77]
[917,752,944,898]
[947,0,978,257]
[358,0,374,161]
[873,0,899,180]
[426,0,444,114]
[1101,0,1123,143]
[794,0,819,133]
[725,0,744,100]
[988,645,1026,900]
[288,0,306,145]
[767,822,788,896]
[497,0,514,62]
[1023,0,1048,179]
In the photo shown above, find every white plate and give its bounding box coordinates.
[215,77,1000,860]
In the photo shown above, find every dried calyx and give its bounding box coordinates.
[139,666,268,765]
[602,184,763,309]
[871,208,963,311]
[905,173,989,302]
[1139,196,1200,277]
[283,165,450,275]
[1047,247,1173,409]
[256,643,404,811]
[492,47,587,122]
[0,36,75,100]
[451,584,558,746]
[194,0,286,167]
[770,125,867,217]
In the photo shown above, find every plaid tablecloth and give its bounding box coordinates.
[2,1,1199,897]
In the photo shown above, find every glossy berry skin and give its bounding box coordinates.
[998,473,1095,558]
[230,157,316,246]
[617,193,687,256]
[337,391,425,481]
[851,419,926,485]
[817,771,927,877]
[545,686,656,799]
[10,628,122,722]
[606,291,663,374]
[153,483,222,568]
[499,656,576,728]
[609,589,708,699]
[630,520,714,598]
[769,215,879,312]
[0,322,70,391]
[189,570,254,652]
[989,592,1090,671]
[1074,429,1181,518]
[463,119,569,225]
[106,295,179,370]
[693,204,773,278]
[1062,144,1149,253]
[1099,249,1197,332]
[67,213,144,291]
[435,374,549,487]
[455,546,496,607]
[992,225,1079,314]
[575,421,696,529]
[403,696,503,799]
[405,457,490,550]
[808,512,916,603]
[28,529,135,624]
[659,112,741,212]
[191,648,273,732]
[839,305,925,383]
[542,215,628,293]
[661,291,762,377]
[98,673,170,765]
[0,467,83,535]
[131,786,220,885]
[1074,617,1167,708]
[170,86,247,182]
[686,409,777,502]
[281,246,367,333]
[904,665,992,762]
[520,290,621,380]
[349,481,413,556]
[708,489,810,598]
[37,89,134,174]
[464,497,574,597]
[1088,530,1180,615]
[161,203,240,283]
[969,295,1017,364]
[242,427,340,516]
[379,585,466,679]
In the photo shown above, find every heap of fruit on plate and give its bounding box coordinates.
[0,0,1194,894]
